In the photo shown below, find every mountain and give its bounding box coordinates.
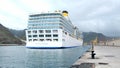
[0,24,23,44]
[82,32,110,44]
[9,29,26,40]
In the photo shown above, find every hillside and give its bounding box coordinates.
[0,24,23,44]
[82,32,110,44]
[9,29,26,40]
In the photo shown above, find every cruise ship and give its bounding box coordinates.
[26,10,83,48]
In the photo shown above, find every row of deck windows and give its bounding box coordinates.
[28,39,58,41]
[29,13,62,17]
[28,30,58,34]
[28,26,59,29]
[29,17,59,20]
[29,19,61,22]
[28,34,58,38]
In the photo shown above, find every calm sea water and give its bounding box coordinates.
[0,45,90,68]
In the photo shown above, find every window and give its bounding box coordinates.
[53,39,58,41]
[33,35,37,37]
[39,30,44,33]
[39,35,44,37]
[53,30,58,33]
[53,34,58,37]
[33,39,38,41]
[45,30,51,33]
[46,39,52,41]
[28,35,32,37]
[65,32,67,35]
[40,39,44,41]
[46,35,51,37]
[60,26,63,29]
[33,30,37,33]
[28,31,31,34]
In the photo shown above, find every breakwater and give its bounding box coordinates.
[71,46,120,68]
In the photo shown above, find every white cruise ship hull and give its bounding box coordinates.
[26,33,83,49]
[26,41,63,48]
[26,42,82,49]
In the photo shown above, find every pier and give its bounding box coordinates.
[71,45,120,68]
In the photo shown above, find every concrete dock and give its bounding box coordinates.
[71,45,120,68]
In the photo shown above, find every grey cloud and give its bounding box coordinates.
[67,0,120,36]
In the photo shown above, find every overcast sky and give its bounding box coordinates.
[0,0,120,36]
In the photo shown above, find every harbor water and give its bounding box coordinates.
[0,45,90,68]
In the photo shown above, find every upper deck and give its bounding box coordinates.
[27,11,82,40]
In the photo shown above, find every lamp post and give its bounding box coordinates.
[91,39,96,59]
[91,42,96,59]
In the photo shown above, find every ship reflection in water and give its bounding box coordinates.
[0,46,90,68]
